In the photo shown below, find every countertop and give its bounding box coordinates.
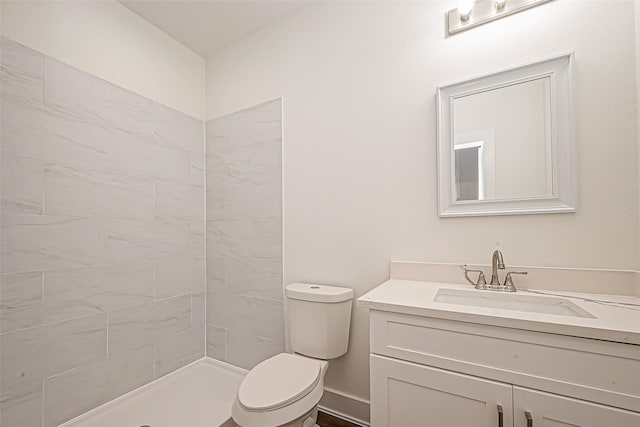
[357,280,640,345]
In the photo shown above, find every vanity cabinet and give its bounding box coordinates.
[368,310,640,427]
[512,387,640,427]
[371,355,513,427]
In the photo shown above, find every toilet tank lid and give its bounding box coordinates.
[286,283,354,303]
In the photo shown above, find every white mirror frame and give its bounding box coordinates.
[437,53,576,217]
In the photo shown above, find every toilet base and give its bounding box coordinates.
[234,406,318,427]
[279,406,318,427]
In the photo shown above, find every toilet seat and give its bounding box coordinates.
[238,353,322,411]
[232,354,329,427]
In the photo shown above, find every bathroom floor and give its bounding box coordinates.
[317,411,361,427]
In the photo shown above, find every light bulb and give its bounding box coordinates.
[458,0,474,21]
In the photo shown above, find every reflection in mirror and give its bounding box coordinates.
[452,78,552,201]
[437,54,576,217]
[454,141,484,201]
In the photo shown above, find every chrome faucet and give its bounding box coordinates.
[459,250,527,292]
[489,250,505,286]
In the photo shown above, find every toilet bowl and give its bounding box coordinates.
[232,353,329,427]
[231,283,353,427]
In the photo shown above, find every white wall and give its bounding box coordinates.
[0,0,205,119]
[205,0,639,414]
[636,0,640,271]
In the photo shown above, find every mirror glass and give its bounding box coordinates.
[437,54,575,217]
[452,78,552,201]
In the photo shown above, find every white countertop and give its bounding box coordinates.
[357,280,640,345]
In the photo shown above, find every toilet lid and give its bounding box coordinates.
[238,353,322,411]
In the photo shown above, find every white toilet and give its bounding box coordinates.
[231,283,354,427]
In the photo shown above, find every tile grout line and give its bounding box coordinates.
[41,377,45,427]
[0,292,194,337]
[106,311,109,357]
[203,119,208,357]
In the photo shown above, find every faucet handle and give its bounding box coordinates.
[503,271,527,292]
[458,265,488,290]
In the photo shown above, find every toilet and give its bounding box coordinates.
[231,283,354,427]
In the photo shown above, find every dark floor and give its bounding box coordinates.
[317,410,362,427]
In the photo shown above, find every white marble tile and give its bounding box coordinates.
[106,302,154,356]
[0,381,42,427]
[206,256,226,293]
[153,103,203,155]
[225,330,283,370]
[1,36,43,104]
[206,291,282,342]
[224,180,282,220]
[205,146,225,189]
[191,154,205,188]
[225,100,282,148]
[108,133,191,184]
[107,295,191,356]
[106,219,190,263]
[221,183,255,221]
[155,257,205,299]
[0,314,107,411]
[224,140,282,186]
[204,101,283,366]
[206,291,251,332]
[190,221,205,258]
[44,58,153,138]
[0,154,43,215]
[252,219,282,259]
[225,255,252,295]
[192,291,206,327]
[248,298,284,343]
[206,221,228,259]
[206,187,225,221]
[250,259,283,301]
[226,257,283,301]
[225,220,252,258]
[43,263,155,324]
[1,214,108,273]
[152,294,193,336]
[154,326,204,378]
[0,271,43,333]
[1,99,109,171]
[206,325,226,360]
[155,182,204,222]
[206,117,226,138]
[43,345,154,427]
[44,164,154,219]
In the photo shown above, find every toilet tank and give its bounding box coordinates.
[285,283,354,360]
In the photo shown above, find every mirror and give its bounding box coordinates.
[437,54,576,217]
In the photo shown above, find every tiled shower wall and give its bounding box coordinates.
[205,100,284,369]
[0,37,206,426]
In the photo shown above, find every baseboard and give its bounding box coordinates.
[318,387,370,426]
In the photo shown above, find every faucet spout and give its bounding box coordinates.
[490,250,505,286]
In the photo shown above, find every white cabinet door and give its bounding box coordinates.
[371,355,513,427]
[513,387,640,427]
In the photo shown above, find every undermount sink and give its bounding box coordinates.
[434,288,595,318]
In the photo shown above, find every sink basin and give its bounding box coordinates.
[434,288,595,318]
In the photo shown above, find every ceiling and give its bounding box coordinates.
[119,0,309,57]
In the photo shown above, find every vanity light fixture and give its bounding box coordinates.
[447,0,554,36]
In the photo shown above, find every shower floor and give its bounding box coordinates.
[59,358,246,427]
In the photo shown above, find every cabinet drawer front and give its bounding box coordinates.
[371,354,513,427]
[513,387,640,427]
[370,310,640,411]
